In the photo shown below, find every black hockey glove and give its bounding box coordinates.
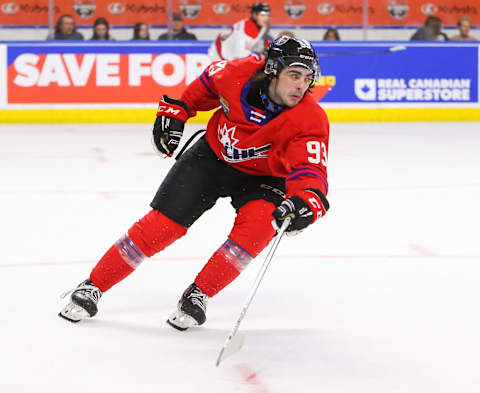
[153,95,189,157]
[272,189,329,236]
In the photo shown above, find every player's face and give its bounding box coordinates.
[138,24,149,39]
[172,20,183,34]
[325,31,337,41]
[254,11,271,28]
[459,20,471,36]
[60,17,75,35]
[94,24,108,39]
[268,66,313,107]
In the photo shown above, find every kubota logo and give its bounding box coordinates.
[421,3,438,15]
[317,3,334,15]
[1,2,19,14]
[108,2,125,14]
[213,2,230,15]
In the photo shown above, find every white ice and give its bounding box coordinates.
[1,122,479,393]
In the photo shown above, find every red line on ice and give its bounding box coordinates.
[1,254,479,268]
[409,244,438,257]
[235,364,271,393]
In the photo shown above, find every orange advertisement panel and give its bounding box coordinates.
[6,42,479,105]
[7,51,211,103]
[0,0,479,27]
[6,43,336,103]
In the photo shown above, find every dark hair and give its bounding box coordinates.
[424,16,443,36]
[133,22,150,40]
[92,17,111,40]
[251,63,315,94]
[55,14,76,39]
[251,2,271,15]
[323,28,340,41]
[425,16,442,27]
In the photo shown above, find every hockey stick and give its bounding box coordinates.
[174,129,206,161]
[317,45,406,57]
[215,217,291,367]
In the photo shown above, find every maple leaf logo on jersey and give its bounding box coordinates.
[218,123,238,147]
[217,123,271,163]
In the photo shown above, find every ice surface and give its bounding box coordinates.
[1,122,479,393]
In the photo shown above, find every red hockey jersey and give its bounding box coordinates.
[181,56,329,198]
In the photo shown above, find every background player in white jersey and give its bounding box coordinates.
[59,36,330,331]
[208,2,272,61]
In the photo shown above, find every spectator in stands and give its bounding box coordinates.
[46,14,84,40]
[208,2,271,60]
[133,22,150,40]
[450,16,478,41]
[158,12,197,40]
[323,28,340,41]
[90,17,114,40]
[411,16,448,41]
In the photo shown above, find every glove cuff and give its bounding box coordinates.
[156,95,189,122]
[295,188,329,223]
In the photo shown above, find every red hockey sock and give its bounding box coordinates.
[195,200,277,297]
[90,210,187,292]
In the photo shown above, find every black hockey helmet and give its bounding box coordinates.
[251,2,271,15]
[264,35,320,86]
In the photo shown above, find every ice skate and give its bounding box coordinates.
[167,283,209,331]
[59,279,102,323]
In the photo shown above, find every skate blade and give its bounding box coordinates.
[167,309,198,331]
[58,302,90,323]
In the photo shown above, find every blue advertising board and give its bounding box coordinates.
[312,43,478,104]
[0,41,479,122]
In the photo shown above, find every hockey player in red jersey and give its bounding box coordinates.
[208,2,272,61]
[59,36,330,331]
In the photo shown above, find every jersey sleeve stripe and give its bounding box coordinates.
[286,171,321,181]
[202,70,211,82]
[286,171,329,194]
[199,75,217,98]
[319,177,329,195]
[287,167,323,178]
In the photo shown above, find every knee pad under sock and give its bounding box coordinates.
[194,200,276,297]
[90,209,187,292]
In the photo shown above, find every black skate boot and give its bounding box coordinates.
[58,279,103,323]
[167,283,209,331]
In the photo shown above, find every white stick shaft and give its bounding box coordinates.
[216,217,291,366]
[232,217,290,333]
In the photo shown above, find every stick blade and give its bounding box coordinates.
[215,332,245,367]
